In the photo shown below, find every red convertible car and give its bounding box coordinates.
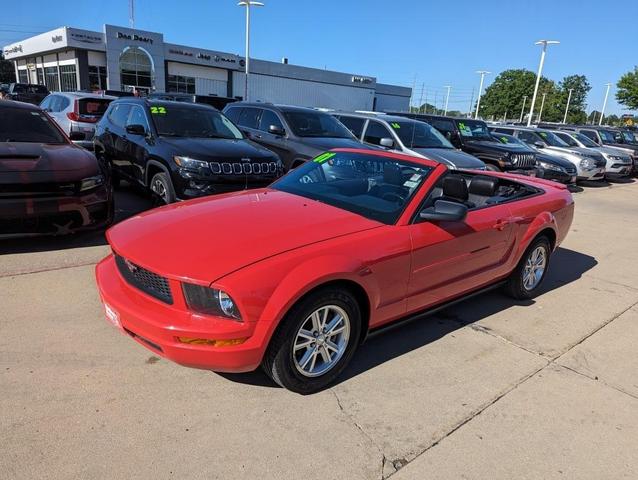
[96,149,574,393]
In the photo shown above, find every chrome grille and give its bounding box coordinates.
[209,161,279,176]
[511,153,536,168]
[114,254,173,304]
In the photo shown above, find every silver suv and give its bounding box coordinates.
[490,125,606,181]
[40,92,116,150]
[332,112,485,170]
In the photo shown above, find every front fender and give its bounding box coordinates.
[515,211,557,261]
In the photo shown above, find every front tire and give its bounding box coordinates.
[262,288,361,394]
[149,172,176,204]
[505,236,551,300]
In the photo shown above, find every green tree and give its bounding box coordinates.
[588,110,602,124]
[556,75,591,124]
[0,53,16,84]
[603,114,620,126]
[616,67,638,110]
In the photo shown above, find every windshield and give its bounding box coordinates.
[554,132,579,147]
[573,132,598,147]
[393,121,454,149]
[455,119,492,140]
[272,151,433,224]
[150,105,243,139]
[494,133,527,147]
[283,111,353,138]
[0,107,67,144]
[536,130,569,147]
[598,129,617,143]
[621,131,637,144]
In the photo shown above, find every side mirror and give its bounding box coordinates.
[534,141,545,149]
[379,137,394,148]
[126,124,146,136]
[268,124,285,136]
[419,200,468,222]
[69,131,86,141]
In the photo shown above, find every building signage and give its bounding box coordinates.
[52,35,63,43]
[169,48,193,57]
[70,32,103,44]
[117,31,154,45]
[351,76,373,84]
[4,44,22,55]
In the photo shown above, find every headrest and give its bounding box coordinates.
[442,175,468,201]
[468,175,499,197]
[383,163,403,186]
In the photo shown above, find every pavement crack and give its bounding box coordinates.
[557,362,638,402]
[468,323,551,360]
[330,388,391,479]
[0,260,100,278]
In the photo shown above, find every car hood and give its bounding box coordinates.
[159,137,277,161]
[107,188,382,283]
[296,136,366,152]
[411,147,485,169]
[464,139,529,153]
[0,142,98,183]
[536,152,575,170]
[595,145,634,158]
[545,146,603,159]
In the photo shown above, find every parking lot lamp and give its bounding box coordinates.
[443,85,451,116]
[527,40,559,126]
[563,88,573,124]
[599,83,612,125]
[238,1,264,102]
[519,95,528,122]
[538,92,547,123]
[474,70,490,119]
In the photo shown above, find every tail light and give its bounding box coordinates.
[66,100,98,123]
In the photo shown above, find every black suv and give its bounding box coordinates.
[94,98,283,203]
[223,103,366,170]
[389,113,536,173]
[5,83,50,105]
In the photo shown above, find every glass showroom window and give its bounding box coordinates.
[167,75,195,94]
[119,47,154,90]
[18,70,28,84]
[59,65,77,92]
[89,66,108,90]
[37,67,45,86]
[44,67,60,91]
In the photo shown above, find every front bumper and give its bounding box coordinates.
[0,186,112,238]
[95,255,268,372]
[605,163,632,178]
[535,167,575,184]
[174,168,281,200]
[577,167,606,181]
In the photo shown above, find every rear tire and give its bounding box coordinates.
[505,236,551,300]
[262,288,361,394]
[149,172,176,204]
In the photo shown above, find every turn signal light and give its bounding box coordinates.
[176,337,247,347]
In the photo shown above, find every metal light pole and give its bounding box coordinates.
[519,95,528,123]
[562,88,573,124]
[599,83,612,125]
[474,70,490,119]
[527,40,560,126]
[538,92,548,123]
[238,1,264,102]
[443,85,451,116]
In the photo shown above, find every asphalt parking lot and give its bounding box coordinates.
[2,179,638,480]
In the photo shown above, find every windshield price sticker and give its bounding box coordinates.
[150,106,167,115]
[313,152,337,163]
[458,122,473,137]
[539,132,547,137]
[391,122,401,129]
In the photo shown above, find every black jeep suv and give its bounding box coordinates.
[94,98,283,203]
[389,113,536,173]
[223,103,366,171]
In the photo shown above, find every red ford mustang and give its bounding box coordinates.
[96,149,574,393]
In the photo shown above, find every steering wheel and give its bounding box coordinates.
[381,192,405,206]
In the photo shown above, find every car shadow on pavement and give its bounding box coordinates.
[0,184,153,255]
[217,247,598,391]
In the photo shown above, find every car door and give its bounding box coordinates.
[106,104,133,179]
[254,109,291,160]
[237,107,262,142]
[362,120,396,149]
[406,181,515,311]
[123,105,152,184]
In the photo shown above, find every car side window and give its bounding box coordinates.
[40,96,53,111]
[259,109,284,132]
[48,96,62,112]
[59,97,70,111]
[494,128,514,135]
[580,130,598,143]
[518,131,540,145]
[363,121,392,146]
[238,107,261,129]
[338,116,366,138]
[224,107,241,123]
[126,106,150,130]
[109,104,132,128]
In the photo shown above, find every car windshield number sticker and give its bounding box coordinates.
[313,152,336,163]
[150,106,167,115]
[391,122,401,129]
[539,132,547,137]
[458,122,473,137]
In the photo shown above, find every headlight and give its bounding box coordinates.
[173,156,209,170]
[537,161,564,172]
[79,174,105,191]
[182,283,242,321]
[579,158,596,169]
[608,155,624,161]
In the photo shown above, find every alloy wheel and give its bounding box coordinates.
[522,245,547,291]
[151,178,168,204]
[292,305,351,378]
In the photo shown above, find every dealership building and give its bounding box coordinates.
[3,24,411,111]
